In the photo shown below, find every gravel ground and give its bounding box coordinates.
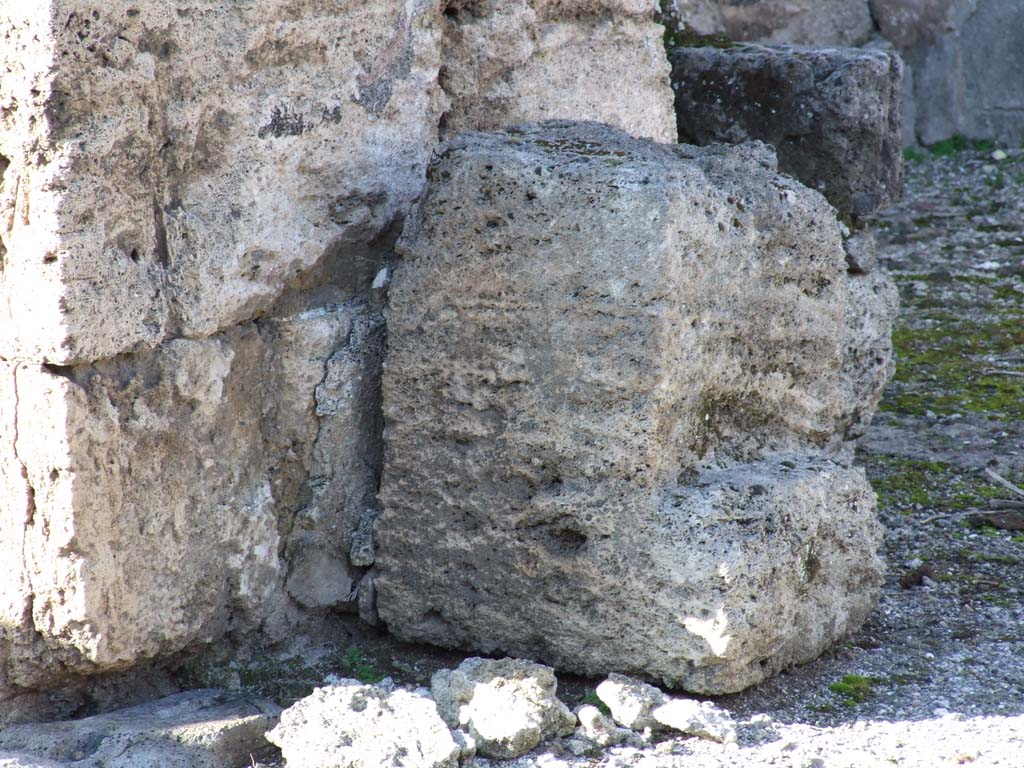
[238,145,1024,768]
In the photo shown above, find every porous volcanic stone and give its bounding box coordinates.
[671,43,903,217]
[0,0,681,715]
[0,304,382,699]
[376,121,886,693]
[0,1,445,365]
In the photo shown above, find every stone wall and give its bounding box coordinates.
[0,0,674,720]
[667,0,1024,145]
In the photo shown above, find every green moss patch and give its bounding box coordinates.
[880,273,1024,420]
[862,454,1016,513]
[829,674,875,706]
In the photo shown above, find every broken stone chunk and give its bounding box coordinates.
[431,658,576,760]
[266,680,460,768]
[376,121,886,694]
[652,698,737,744]
[596,675,667,732]
[576,704,628,748]
[671,43,903,217]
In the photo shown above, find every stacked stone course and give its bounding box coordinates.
[0,0,674,719]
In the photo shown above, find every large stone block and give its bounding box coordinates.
[376,122,886,693]
[0,303,380,700]
[0,0,445,364]
[671,43,904,217]
[439,0,676,142]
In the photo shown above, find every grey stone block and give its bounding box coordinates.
[671,42,904,216]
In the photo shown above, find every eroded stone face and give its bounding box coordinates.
[0,303,382,694]
[0,0,682,714]
[376,122,887,693]
[0,690,279,768]
[0,0,446,365]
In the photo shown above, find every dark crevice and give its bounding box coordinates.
[42,362,76,381]
[23,474,36,528]
[153,196,170,268]
[0,153,9,273]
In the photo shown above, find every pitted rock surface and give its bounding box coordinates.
[0,690,278,768]
[0,1,678,717]
[376,121,890,693]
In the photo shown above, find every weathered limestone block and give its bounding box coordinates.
[671,43,904,217]
[376,122,886,693]
[0,690,279,768]
[439,0,676,142]
[0,1,445,364]
[835,271,899,447]
[0,0,683,711]
[0,303,380,701]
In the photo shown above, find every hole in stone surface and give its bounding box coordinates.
[803,551,821,584]
[547,524,587,552]
[129,248,139,262]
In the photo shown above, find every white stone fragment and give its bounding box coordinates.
[652,698,738,743]
[596,675,667,732]
[431,658,576,759]
[576,705,628,748]
[266,680,459,768]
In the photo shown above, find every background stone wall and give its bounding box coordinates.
[669,0,1024,146]
[0,0,675,719]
